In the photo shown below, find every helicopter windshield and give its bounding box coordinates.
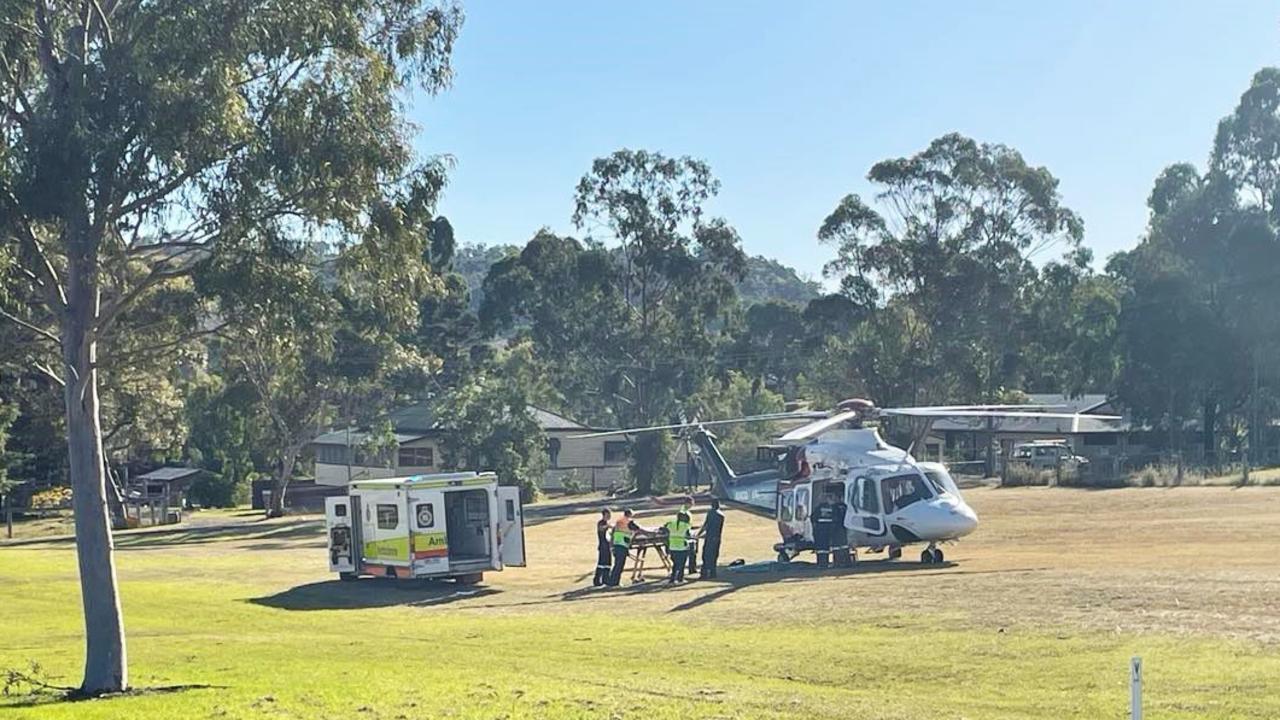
[881,474,933,513]
[922,470,953,496]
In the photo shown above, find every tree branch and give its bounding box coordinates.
[0,307,61,346]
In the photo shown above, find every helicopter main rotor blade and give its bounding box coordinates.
[567,411,825,439]
[776,409,862,442]
[879,409,1121,420]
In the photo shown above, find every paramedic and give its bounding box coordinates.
[664,511,693,584]
[607,509,642,587]
[697,498,725,579]
[593,508,613,587]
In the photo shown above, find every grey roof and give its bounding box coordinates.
[312,430,428,446]
[134,467,203,482]
[1025,393,1110,414]
[532,407,591,431]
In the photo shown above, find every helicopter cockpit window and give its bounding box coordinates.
[881,474,933,513]
[851,477,879,514]
[923,470,952,496]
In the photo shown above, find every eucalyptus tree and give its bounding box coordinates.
[0,0,461,693]
[818,133,1084,402]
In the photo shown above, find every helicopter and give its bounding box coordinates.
[574,399,1120,565]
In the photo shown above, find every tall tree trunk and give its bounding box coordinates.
[63,257,128,694]
[1202,399,1218,469]
[268,442,303,517]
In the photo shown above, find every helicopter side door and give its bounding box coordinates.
[847,475,887,544]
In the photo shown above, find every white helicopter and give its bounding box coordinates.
[576,399,1118,565]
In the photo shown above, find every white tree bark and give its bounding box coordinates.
[63,226,128,694]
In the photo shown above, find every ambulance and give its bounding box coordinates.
[324,472,526,584]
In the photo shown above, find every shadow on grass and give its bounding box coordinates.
[557,556,1046,613]
[247,579,502,611]
[0,683,224,709]
[114,520,323,550]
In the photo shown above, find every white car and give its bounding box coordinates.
[1011,442,1088,470]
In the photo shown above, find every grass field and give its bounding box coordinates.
[2,487,1279,719]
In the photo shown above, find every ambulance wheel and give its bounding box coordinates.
[339,571,358,582]
[776,550,790,564]
[455,573,483,586]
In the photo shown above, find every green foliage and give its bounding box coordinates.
[629,431,674,496]
[687,372,785,470]
[1109,69,1280,461]
[0,401,18,497]
[485,150,747,494]
[436,342,552,502]
[817,133,1085,404]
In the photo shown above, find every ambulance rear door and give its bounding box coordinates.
[408,488,449,576]
[324,496,356,574]
[496,485,526,567]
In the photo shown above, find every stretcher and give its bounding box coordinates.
[623,535,699,584]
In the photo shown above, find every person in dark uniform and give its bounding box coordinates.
[697,498,725,579]
[830,487,852,568]
[607,509,642,587]
[593,508,613,586]
[812,489,840,569]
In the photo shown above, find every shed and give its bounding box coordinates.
[123,467,201,527]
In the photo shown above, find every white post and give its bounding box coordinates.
[1130,656,1143,720]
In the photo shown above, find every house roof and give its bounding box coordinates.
[532,407,592,431]
[312,403,605,445]
[312,430,428,446]
[1024,393,1111,414]
[134,467,203,482]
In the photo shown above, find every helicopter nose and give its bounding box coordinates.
[948,505,978,538]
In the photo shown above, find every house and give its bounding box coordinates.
[928,394,1135,471]
[310,403,630,491]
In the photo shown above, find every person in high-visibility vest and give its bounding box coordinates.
[593,508,613,587]
[664,511,693,584]
[607,509,643,587]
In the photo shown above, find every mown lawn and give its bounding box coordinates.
[2,489,1279,719]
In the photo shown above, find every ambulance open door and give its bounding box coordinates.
[325,496,356,575]
[496,485,526,567]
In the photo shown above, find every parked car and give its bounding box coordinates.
[1010,441,1089,470]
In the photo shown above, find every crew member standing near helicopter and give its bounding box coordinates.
[593,508,613,587]
[697,498,725,579]
[830,489,852,568]
[812,488,841,569]
[607,509,643,587]
[663,510,694,584]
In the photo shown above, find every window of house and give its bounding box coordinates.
[398,446,434,468]
[316,444,350,465]
[354,448,392,468]
[603,441,628,464]
[546,438,561,468]
[376,504,399,530]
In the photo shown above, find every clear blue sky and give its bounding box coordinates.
[411,1,1279,282]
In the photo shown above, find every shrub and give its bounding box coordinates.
[560,471,588,496]
[189,472,251,508]
[30,486,72,509]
